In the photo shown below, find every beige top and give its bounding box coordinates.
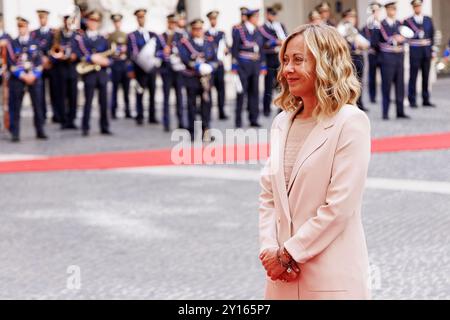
[284,113,317,189]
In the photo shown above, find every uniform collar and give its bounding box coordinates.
[245,21,255,34]
[414,14,424,24]
[385,17,396,27]
[19,35,30,43]
[193,36,204,46]
[86,30,99,39]
[40,26,50,34]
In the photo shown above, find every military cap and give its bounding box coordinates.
[190,18,204,28]
[245,8,259,17]
[411,0,423,7]
[87,10,102,21]
[16,16,29,26]
[384,1,397,9]
[316,2,331,13]
[206,10,219,19]
[110,13,123,22]
[342,8,357,18]
[134,8,147,16]
[240,7,249,15]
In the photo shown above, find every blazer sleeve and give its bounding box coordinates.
[259,117,283,254]
[284,112,371,264]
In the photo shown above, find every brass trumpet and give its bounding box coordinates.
[76,43,116,75]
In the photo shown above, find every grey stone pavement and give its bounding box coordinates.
[0,76,449,300]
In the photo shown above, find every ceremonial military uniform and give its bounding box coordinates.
[51,25,78,129]
[156,14,185,131]
[108,14,131,119]
[363,2,382,103]
[404,0,435,107]
[371,2,409,120]
[231,9,266,128]
[177,19,217,140]
[206,10,228,120]
[7,18,47,142]
[259,6,287,117]
[74,11,112,136]
[31,9,57,122]
[127,9,159,125]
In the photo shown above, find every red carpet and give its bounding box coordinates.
[0,132,449,174]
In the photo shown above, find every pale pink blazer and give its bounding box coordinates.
[259,105,372,300]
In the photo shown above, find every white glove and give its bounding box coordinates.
[198,63,213,76]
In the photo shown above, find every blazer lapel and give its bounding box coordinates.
[286,115,336,195]
[272,111,297,223]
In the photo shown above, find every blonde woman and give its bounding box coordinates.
[259,24,372,300]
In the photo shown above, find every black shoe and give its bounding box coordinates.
[11,136,20,143]
[62,123,78,130]
[36,133,48,140]
[125,112,133,119]
[370,99,377,104]
[219,114,229,120]
[148,118,159,124]
[397,114,411,120]
[382,115,389,121]
[82,130,89,137]
[250,122,261,128]
[423,102,436,108]
[136,119,144,126]
[163,126,170,133]
[101,130,113,136]
[51,116,61,124]
[111,114,117,120]
[410,104,418,108]
[235,123,242,129]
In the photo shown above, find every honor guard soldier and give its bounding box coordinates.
[177,19,217,141]
[31,9,57,122]
[108,14,131,119]
[316,2,335,27]
[127,9,159,126]
[363,1,382,103]
[259,4,287,117]
[338,9,370,112]
[50,14,79,130]
[0,14,12,90]
[231,8,266,128]
[404,0,436,108]
[7,17,48,142]
[176,11,189,40]
[156,14,185,132]
[239,7,249,24]
[371,1,410,120]
[206,10,229,120]
[74,10,113,136]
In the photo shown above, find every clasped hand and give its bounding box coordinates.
[259,247,300,283]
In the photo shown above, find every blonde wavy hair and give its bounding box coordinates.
[274,24,361,119]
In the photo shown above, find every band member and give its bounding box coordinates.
[308,10,323,25]
[176,11,189,40]
[404,0,436,108]
[177,19,217,141]
[240,7,249,24]
[260,4,287,117]
[31,9,57,122]
[371,1,410,120]
[338,9,370,112]
[74,10,113,136]
[108,14,131,119]
[7,17,47,142]
[51,14,79,130]
[127,9,159,125]
[231,9,266,128]
[363,1,382,103]
[206,10,229,120]
[156,14,185,132]
[316,2,335,26]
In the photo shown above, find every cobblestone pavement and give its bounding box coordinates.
[0,78,449,299]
